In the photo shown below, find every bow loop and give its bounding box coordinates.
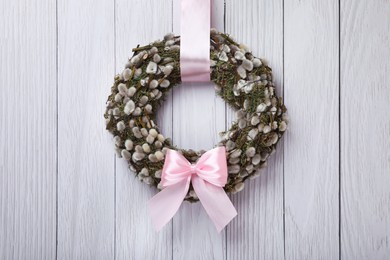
[194,147,228,187]
[160,150,192,187]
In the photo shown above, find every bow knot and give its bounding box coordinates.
[148,146,237,232]
[189,164,197,174]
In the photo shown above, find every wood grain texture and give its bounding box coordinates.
[341,1,390,259]
[3,0,390,259]
[225,0,285,259]
[57,0,115,259]
[171,0,227,259]
[284,0,339,259]
[114,0,173,259]
[0,0,57,259]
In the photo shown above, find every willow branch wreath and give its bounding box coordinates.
[104,29,288,202]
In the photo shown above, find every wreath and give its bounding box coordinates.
[104,29,288,202]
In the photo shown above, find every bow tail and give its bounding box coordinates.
[148,178,190,231]
[192,176,238,232]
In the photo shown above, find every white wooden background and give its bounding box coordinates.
[1,0,390,259]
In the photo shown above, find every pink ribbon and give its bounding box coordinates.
[148,147,237,232]
[180,0,211,82]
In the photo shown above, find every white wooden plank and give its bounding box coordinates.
[341,1,390,259]
[114,0,173,259]
[284,0,339,259]
[171,0,227,259]
[57,0,115,259]
[0,0,57,259]
[224,0,285,259]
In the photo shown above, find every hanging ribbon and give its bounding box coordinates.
[148,147,237,232]
[180,0,211,82]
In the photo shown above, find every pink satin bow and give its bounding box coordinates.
[148,147,237,232]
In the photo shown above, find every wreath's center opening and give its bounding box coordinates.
[157,81,228,152]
